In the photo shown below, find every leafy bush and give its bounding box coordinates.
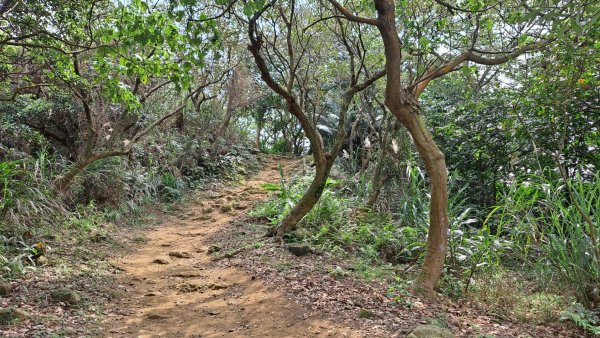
[74,157,126,207]
[0,160,25,216]
[64,202,103,231]
[468,269,570,322]
[560,303,600,335]
[265,139,290,154]
[0,235,42,278]
[251,164,298,223]
[493,171,600,308]
[159,172,184,201]
[0,149,64,233]
[446,207,512,293]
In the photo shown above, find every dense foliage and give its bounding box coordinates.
[0,0,598,334]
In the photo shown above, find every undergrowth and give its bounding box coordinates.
[250,161,599,330]
[0,143,259,282]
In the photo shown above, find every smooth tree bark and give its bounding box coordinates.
[372,0,449,294]
[255,122,262,149]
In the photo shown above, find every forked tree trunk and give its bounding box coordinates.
[330,0,537,291]
[268,90,382,237]
[248,7,385,239]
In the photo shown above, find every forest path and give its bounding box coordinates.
[100,155,360,338]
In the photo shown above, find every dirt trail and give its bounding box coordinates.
[100,155,361,338]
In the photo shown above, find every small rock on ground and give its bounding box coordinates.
[0,307,31,324]
[51,288,81,305]
[147,313,170,320]
[208,283,229,290]
[153,258,170,264]
[207,244,221,254]
[287,244,310,256]
[406,325,454,338]
[233,203,247,210]
[358,308,376,319]
[0,282,10,297]
[169,251,192,258]
[144,291,163,297]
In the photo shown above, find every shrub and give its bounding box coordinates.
[0,149,64,233]
[492,172,600,308]
[560,303,600,335]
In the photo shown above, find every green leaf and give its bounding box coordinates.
[243,2,255,16]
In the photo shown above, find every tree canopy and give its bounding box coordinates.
[0,0,598,335]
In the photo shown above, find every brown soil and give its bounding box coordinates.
[97,154,582,338]
[1,154,584,338]
[99,155,363,337]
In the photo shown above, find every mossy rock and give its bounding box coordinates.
[90,232,109,242]
[287,244,310,256]
[0,307,30,325]
[233,203,247,210]
[358,308,376,319]
[406,325,454,338]
[220,204,233,213]
[0,282,10,297]
[51,288,81,305]
[207,244,221,254]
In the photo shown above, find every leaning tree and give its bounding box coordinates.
[1,0,226,192]
[246,0,385,236]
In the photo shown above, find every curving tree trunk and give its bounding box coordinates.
[255,122,262,149]
[248,4,385,238]
[214,97,234,143]
[401,111,449,292]
[54,150,127,193]
[268,152,332,237]
[329,0,552,293]
[374,0,449,293]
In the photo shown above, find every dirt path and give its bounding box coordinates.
[100,155,362,338]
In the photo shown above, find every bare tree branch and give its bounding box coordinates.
[327,0,379,26]
[413,41,549,97]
